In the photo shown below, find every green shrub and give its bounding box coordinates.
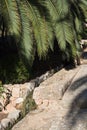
[0,54,30,84]
[22,91,37,116]
[0,81,4,97]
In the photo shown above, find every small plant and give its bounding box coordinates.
[22,91,37,117]
[0,81,4,97]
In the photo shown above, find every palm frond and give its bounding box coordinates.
[16,0,34,64]
[25,1,54,58]
[0,0,21,37]
[40,0,75,51]
[0,0,86,64]
[79,0,87,19]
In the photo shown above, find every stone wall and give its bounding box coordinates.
[0,65,63,130]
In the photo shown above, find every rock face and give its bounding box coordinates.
[12,65,87,130]
[33,67,80,109]
[0,103,3,111]
[0,66,62,130]
[0,81,37,130]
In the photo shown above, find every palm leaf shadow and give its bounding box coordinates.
[64,75,87,129]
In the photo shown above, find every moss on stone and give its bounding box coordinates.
[21,91,37,117]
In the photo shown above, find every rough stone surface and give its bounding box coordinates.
[12,65,87,130]
[15,98,23,104]
[33,67,80,109]
[0,123,2,129]
[0,103,3,111]
[12,87,20,98]
[0,65,62,130]
[1,118,11,129]
[8,110,21,122]
[1,57,87,130]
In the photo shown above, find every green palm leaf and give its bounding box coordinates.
[16,1,34,64]
[0,0,86,64]
[25,1,54,58]
[0,0,21,37]
[40,0,74,50]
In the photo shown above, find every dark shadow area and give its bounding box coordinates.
[82,51,87,59]
[31,42,64,78]
[68,75,87,91]
[65,89,87,129]
[32,39,77,78]
[0,37,67,84]
[0,36,17,53]
[0,36,77,84]
[0,36,30,84]
[0,52,30,84]
[63,75,87,129]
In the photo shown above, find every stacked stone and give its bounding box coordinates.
[0,66,61,130]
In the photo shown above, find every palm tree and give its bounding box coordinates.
[39,0,87,60]
[0,0,87,65]
[0,0,54,65]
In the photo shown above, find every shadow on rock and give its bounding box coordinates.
[64,76,87,130]
[68,75,87,91]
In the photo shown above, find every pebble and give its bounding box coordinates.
[16,98,24,104]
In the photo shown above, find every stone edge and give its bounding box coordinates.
[0,65,63,130]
